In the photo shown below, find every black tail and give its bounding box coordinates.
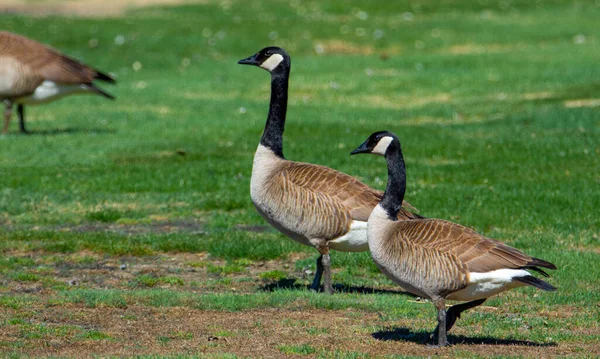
[514,275,556,291]
[89,84,115,100]
[94,70,116,84]
[530,257,557,270]
[523,257,557,277]
[526,266,550,277]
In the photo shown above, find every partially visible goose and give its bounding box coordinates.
[238,47,420,294]
[351,131,556,346]
[0,31,115,134]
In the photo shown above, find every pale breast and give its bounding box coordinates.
[251,145,353,244]
[0,56,42,98]
[367,206,468,298]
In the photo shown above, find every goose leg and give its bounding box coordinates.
[431,298,448,347]
[309,255,324,291]
[17,104,28,134]
[446,298,486,332]
[321,253,333,294]
[2,100,12,135]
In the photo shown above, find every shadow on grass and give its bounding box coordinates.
[259,278,413,296]
[372,327,558,347]
[25,127,116,135]
[259,278,305,292]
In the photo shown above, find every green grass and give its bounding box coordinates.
[259,269,288,281]
[0,0,599,357]
[279,343,317,355]
[130,273,185,287]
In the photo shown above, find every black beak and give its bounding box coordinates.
[350,140,371,155]
[238,53,260,66]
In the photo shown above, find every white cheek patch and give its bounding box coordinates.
[372,136,394,156]
[260,54,284,71]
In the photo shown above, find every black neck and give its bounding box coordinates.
[380,142,407,220]
[260,71,289,158]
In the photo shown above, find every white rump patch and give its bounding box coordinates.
[18,80,90,105]
[260,54,284,71]
[448,268,530,301]
[329,221,369,252]
[372,136,393,156]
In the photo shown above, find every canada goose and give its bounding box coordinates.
[238,47,420,294]
[351,131,557,346]
[0,31,115,134]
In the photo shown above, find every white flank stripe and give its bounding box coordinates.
[468,268,530,283]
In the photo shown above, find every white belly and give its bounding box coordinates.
[448,269,529,301]
[16,80,89,105]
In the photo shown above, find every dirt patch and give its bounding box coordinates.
[314,40,405,56]
[315,40,372,55]
[563,99,600,108]
[356,93,451,110]
[1,304,595,358]
[0,0,206,17]
[443,43,524,55]
[401,114,500,127]
[574,246,600,254]
[521,92,554,101]
[48,220,206,235]
[1,251,312,294]
[1,251,596,357]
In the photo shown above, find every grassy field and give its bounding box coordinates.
[1,0,599,357]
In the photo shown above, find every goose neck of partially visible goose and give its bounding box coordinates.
[261,71,289,158]
[381,143,407,221]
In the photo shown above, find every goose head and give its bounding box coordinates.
[238,46,291,74]
[350,130,400,157]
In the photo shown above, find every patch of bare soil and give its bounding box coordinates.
[564,99,600,108]
[2,252,597,357]
[0,0,206,17]
[47,219,206,235]
[2,251,313,294]
[1,304,596,358]
[357,93,451,110]
[442,43,525,55]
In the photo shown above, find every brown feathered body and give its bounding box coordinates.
[368,205,556,301]
[251,145,419,252]
[0,31,114,104]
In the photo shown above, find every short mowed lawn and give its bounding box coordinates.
[1,0,599,358]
